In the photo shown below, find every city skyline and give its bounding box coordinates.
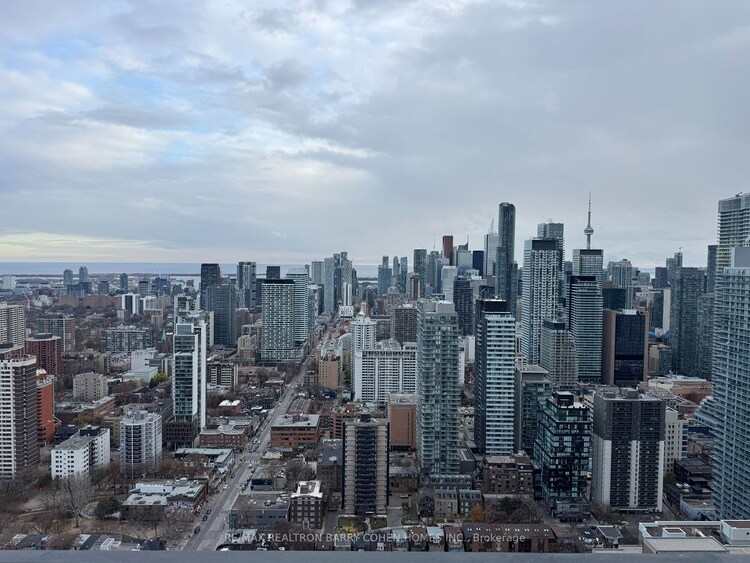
[2,2,746,267]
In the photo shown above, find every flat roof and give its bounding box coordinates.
[644,537,728,553]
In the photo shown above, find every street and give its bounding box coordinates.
[180,357,312,551]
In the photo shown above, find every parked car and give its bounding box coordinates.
[194,526,201,534]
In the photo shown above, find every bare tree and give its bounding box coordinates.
[48,474,94,527]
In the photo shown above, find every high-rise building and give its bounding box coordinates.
[666,251,683,286]
[237,261,257,309]
[453,277,473,336]
[417,300,460,475]
[0,302,25,348]
[260,279,298,364]
[608,259,634,290]
[521,239,561,365]
[392,304,417,344]
[441,266,457,301]
[323,256,336,314]
[36,371,56,447]
[73,372,108,402]
[0,349,39,477]
[602,309,649,386]
[712,247,750,519]
[399,257,408,289]
[706,244,718,294]
[286,268,310,345]
[568,275,603,383]
[474,299,516,456]
[266,266,281,280]
[103,326,153,353]
[378,256,392,296]
[717,193,750,272]
[354,340,416,404]
[537,222,564,263]
[484,231,499,278]
[496,203,517,313]
[63,269,74,287]
[653,267,668,289]
[79,266,89,284]
[119,273,128,292]
[199,263,221,294]
[539,319,578,387]
[120,410,162,478]
[413,249,427,297]
[203,284,237,346]
[37,314,75,353]
[24,334,62,376]
[514,364,552,459]
[535,391,591,520]
[173,316,208,432]
[343,416,389,515]
[311,261,324,285]
[591,389,665,512]
[442,235,454,265]
[350,312,377,383]
[52,426,110,478]
[696,294,715,378]
[669,267,705,375]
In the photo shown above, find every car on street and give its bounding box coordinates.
[400,494,409,499]
[202,515,208,521]
[194,526,201,534]
[223,484,228,490]
[206,508,212,514]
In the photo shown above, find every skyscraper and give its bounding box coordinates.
[286,268,310,345]
[323,256,336,314]
[37,314,76,352]
[173,316,208,433]
[601,309,649,386]
[266,265,281,280]
[378,256,392,296]
[63,269,74,287]
[237,261,257,309]
[711,247,750,518]
[696,294,715,378]
[392,304,418,344]
[717,193,750,272]
[669,267,705,375]
[540,319,578,387]
[484,231,499,278]
[0,348,39,477]
[453,277,473,336]
[350,313,377,384]
[203,284,237,346]
[496,202,517,312]
[120,410,162,477]
[200,263,221,294]
[474,299,516,456]
[442,235,454,265]
[514,364,552,459]
[706,244,718,294]
[310,261,324,285]
[417,300,460,476]
[25,334,63,377]
[568,275,603,383]
[78,265,89,284]
[591,389,665,512]
[119,273,128,292]
[521,239,561,365]
[535,391,591,520]
[260,279,298,364]
[413,249,427,297]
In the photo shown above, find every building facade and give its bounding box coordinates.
[51,426,110,478]
[602,309,649,386]
[354,340,416,405]
[521,239,561,365]
[343,416,389,516]
[669,267,705,376]
[120,410,163,477]
[0,351,39,477]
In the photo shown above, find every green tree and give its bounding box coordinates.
[149,372,168,388]
[95,496,121,519]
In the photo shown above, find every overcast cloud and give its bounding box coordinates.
[1,0,747,268]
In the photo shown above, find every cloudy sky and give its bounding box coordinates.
[1,0,747,268]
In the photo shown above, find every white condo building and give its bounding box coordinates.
[521,239,561,365]
[474,299,516,456]
[354,340,416,404]
[52,426,110,478]
[120,410,162,476]
[350,313,377,384]
[173,315,208,430]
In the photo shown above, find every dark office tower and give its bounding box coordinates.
[496,202,518,312]
[97,280,109,295]
[200,263,221,294]
[712,247,750,519]
[669,267,705,375]
[475,299,516,456]
[442,235,454,265]
[413,250,427,293]
[717,193,750,272]
[237,261,257,309]
[392,304,418,344]
[119,273,128,292]
[266,266,281,280]
[138,279,151,297]
[417,300,460,476]
[203,284,237,346]
[472,250,484,277]
[392,256,400,281]
[453,277,474,336]
[521,239,561,365]
[568,275,602,383]
[706,245,718,294]
[377,259,392,296]
[602,284,627,310]
[478,285,495,299]
[63,269,74,287]
[78,266,89,284]
[409,275,422,300]
[399,257,408,289]
[426,251,439,294]
[653,267,668,289]
[601,309,649,386]
[591,389,665,513]
[665,251,683,286]
[342,416,389,516]
[534,391,591,520]
[311,261,324,285]
[696,294,715,379]
[650,290,665,330]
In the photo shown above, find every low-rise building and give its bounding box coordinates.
[482,454,534,496]
[51,426,110,478]
[121,479,206,520]
[269,414,321,452]
[199,424,249,449]
[435,488,459,520]
[72,372,108,402]
[289,480,325,530]
[229,491,290,531]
